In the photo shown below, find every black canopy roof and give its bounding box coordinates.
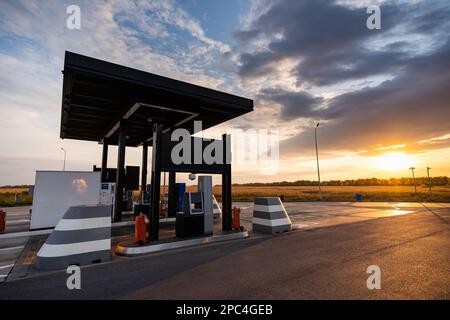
[60,51,253,147]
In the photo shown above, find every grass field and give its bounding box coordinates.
[0,187,31,207]
[2,185,450,207]
[188,185,450,202]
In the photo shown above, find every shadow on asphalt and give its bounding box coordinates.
[1,205,449,299]
[0,230,274,299]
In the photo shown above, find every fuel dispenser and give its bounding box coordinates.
[99,182,115,219]
[175,176,214,238]
[135,184,151,218]
[176,192,205,238]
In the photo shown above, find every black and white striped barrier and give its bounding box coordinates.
[35,205,111,270]
[252,197,292,234]
[213,195,221,222]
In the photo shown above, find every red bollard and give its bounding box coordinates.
[0,210,6,233]
[134,214,147,245]
[232,207,241,231]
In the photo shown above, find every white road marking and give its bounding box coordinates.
[0,264,14,270]
[6,219,30,225]
[0,229,51,240]
[0,218,156,240]
[0,246,25,253]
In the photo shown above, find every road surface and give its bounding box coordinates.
[0,202,449,299]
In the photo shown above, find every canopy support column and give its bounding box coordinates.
[141,141,148,191]
[149,124,162,241]
[167,172,176,218]
[114,120,127,222]
[222,134,232,231]
[101,139,109,182]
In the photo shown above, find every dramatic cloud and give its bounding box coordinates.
[0,0,236,185]
[236,0,408,84]
[258,88,324,119]
[280,36,450,155]
[1,0,449,184]
[235,0,450,157]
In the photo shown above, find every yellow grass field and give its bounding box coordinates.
[186,185,450,202]
[0,187,28,194]
[0,187,31,207]
[2,185,450,207]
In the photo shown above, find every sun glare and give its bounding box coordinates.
[375,152,416,171]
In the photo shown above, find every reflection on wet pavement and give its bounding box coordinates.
[234,201,448,232]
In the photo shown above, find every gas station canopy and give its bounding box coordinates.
[59,51,253,233]
[60,51,253,147]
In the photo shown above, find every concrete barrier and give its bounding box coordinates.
[252,197,292,234]
[35,205,111,270]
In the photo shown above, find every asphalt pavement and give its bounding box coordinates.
[0,207,30,282]
[0,202,449,299]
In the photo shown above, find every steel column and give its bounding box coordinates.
[149,124,162,241]
[114,120,127,222]
[141,141,148,191]
[222,134,232,231]
[167,171,177,217]
[101,139,108,182]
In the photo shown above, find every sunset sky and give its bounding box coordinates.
[0,0,449,185]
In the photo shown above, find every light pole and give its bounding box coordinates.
[315,123,322,200]
[426,166,432,200]
[409,167,417,197]
[60,147,66,171]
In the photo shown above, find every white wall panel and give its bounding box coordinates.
[30,171,100,230]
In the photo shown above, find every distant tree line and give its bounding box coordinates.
[0,185,31,189]
[235,176,450,187]
[3,177,450,189]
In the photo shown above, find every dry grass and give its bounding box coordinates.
[199,185,450,202]
[2,185,449,207]
[0,187,31,207]
[0,187,28,194]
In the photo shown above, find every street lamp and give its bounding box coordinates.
[60,147,66,171]
[315,123,322,200]
[409,167,417,197]
[426,166,432,200]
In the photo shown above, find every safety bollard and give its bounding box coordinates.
[135,214,147,245]
[232,207,241,231]
[0,209,6,233]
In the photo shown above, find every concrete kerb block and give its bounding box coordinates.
[252,197,292,234]
[35,205,112,270]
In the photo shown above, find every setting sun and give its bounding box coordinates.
[374,152,416,171]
